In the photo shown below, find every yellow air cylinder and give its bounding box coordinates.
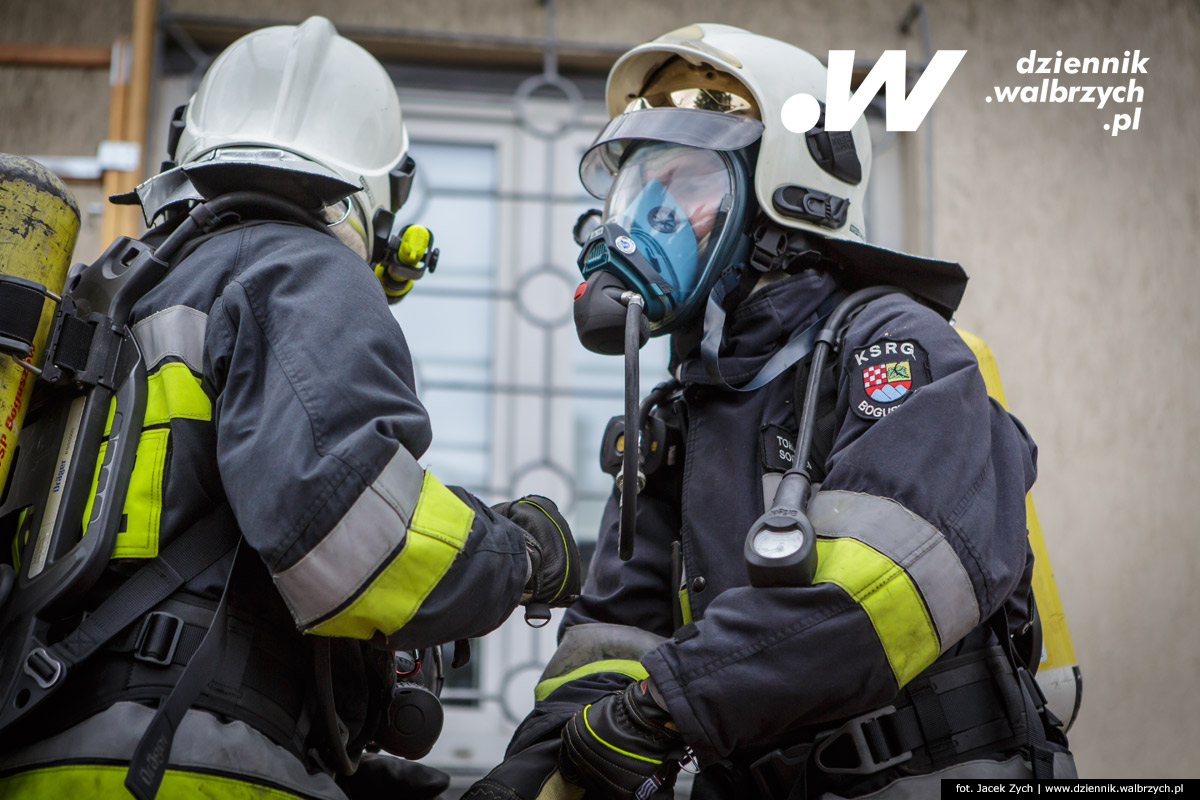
[0,155,80,493]
[958,328,1083,730]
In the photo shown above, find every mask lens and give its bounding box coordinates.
[603,143,732,300]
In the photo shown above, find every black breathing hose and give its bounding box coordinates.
[619,293,646,561]
[785,285,903,484]
[744,285,905,588]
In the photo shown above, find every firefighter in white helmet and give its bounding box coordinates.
[466,24,1075,800]
[0,17,579,800]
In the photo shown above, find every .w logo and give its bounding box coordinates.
[781,50,967,133]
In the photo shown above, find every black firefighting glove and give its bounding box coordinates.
[336,752,449,800]
[492,495,581,625]
[461,739,562,800]
[559,680,686,800]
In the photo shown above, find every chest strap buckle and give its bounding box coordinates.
[133,611,184,666]
[813,704,913,775]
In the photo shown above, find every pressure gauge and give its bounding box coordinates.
[744,506,819,587]
[751,527,806,558]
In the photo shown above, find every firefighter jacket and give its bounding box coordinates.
[0,219,529,798]
[150,219,527,643]
[496,268,1045,796]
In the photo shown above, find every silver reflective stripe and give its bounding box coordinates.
[131,304,208,372]
[808,490,980,652]
[0,701,346,799]
[541,622,668,682]
[273,445,425,626]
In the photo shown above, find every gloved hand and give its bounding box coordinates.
[492,495,581,625]
[461,739,565,800]
[559,680,686,800]
[337,752,449,800]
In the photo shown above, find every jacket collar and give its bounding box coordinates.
[672,268,842,387]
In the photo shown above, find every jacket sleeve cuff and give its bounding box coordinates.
[641,644,722,766]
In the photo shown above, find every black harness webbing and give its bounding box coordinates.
[700,270,843,392]
[75,593,309,757]
[125,541,241,800]
[987,610,1062,779]
[45,508,237,675]
[746,631,1065,800]
[0,277,46,357]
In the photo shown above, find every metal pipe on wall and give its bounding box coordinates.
[101,0,158,243]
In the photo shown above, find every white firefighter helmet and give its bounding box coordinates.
[599,23,872,245]
[173,16,412,247]
[588,23,967,320]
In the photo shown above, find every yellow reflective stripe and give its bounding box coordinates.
[583,704,663,764]
[10,508,28,570]
[813,537,939,687]
[87,363,209,560]
[145,362,211,426]
[0,763,311,799]
[534,658,649,702]
[306,472,474,639]
[82,427,169,558]
[102,362,210,436]
[678,587,693,626]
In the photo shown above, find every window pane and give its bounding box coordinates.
[392,140,497,494]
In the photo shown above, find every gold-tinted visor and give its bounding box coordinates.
[626,56,761,119]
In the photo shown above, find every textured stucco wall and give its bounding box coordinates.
[2,0,1197,779]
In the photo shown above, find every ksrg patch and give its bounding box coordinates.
[850,339,930,420]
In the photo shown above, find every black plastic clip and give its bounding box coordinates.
[750,224,789,272]
[24,647,63,689]
[813,705,912,775]
[133,611,183,666]
[772,185,850,230]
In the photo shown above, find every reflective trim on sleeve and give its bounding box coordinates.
[273,445,426,628]
[807,490,980,686]
[534,623,667,701]
[540,623,669,684]
[132,304,208,372]
[813,536,938,687]
[304,471,475,639]
[534,658,649,702]
[809,490,981,654]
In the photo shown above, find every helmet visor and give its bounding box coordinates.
[580,107,762,199]
[601,142,734,304]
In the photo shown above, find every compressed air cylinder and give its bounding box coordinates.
[957,329,1083,731]
[0,155,80,493]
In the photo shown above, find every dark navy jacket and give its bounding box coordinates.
[29,218,530,760]
[501,269,1038,794]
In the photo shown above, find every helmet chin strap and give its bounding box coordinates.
[327,202,369,260]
